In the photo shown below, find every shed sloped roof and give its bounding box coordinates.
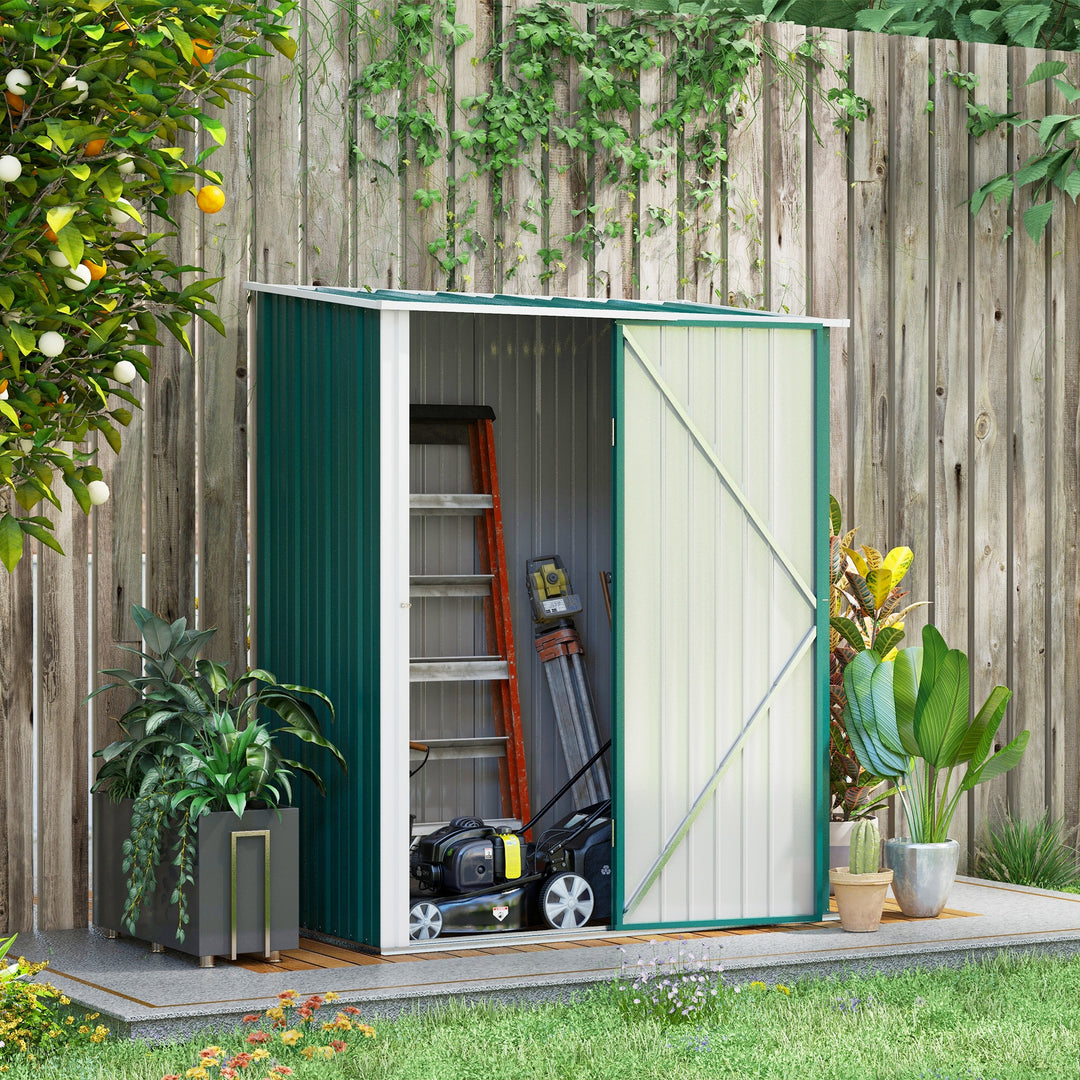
[247,283,845,327]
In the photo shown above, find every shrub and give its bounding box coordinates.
[0,933,108,1068]
[0,0,296,570]
[973,812,1080,892]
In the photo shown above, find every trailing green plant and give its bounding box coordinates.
[848,816,881,874]
[354,0,866,288]
[0,0,297,570]
[90,604,345,941]
[842,623,1029,844]
[828,495,922,820]
[973,812,1080,891]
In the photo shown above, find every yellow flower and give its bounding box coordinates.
[251,1048,270,1061]
[776,984,791,995]
[265,1006,285,1021]
[185,1068,208,1080]
[59,996,70,1005]
[280,1029,302,1046]
[78,1025,90,1034]
[323,991,339,1002]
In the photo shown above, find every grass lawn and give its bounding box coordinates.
[3,950,1080,1080]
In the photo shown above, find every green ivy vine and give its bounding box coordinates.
[354,0,866,290]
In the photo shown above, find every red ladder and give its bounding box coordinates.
[408,405,530,828]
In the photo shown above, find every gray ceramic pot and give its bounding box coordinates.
[883,837,959,917]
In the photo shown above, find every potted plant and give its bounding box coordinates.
[91,605,346,966]
[842,623,1029,917]
[829,817,893,932]
[827,496,919,866]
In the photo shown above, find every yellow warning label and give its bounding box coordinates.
[499,834,522,878]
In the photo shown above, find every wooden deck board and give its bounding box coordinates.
[231,904,981,972]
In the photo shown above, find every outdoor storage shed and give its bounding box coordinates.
[249,285,832,952]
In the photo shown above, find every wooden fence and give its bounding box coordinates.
[1,6,1077,932]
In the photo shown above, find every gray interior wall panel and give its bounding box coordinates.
[409,312,613,826]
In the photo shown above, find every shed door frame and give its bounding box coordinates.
[611,319,831,931]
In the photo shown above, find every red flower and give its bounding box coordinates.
[272,1069,293,1077]
[245,1031,271,1045]
[331,1040,346,1053]
[344,1006,362,1016]
[162,1074,181,1080]
[227,1053,253,1069]
[241,1014,260,1024]
[296,1007,312,1020]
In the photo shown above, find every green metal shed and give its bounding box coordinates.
[249,285,833,952]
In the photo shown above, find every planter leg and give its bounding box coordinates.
[105,930,119,940]
[267,951,282,963]
[150,943,165,954]
[199,955,216,968]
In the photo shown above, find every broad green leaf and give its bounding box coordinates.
[869,659,906,756]
[1024,201,1054,243]
[201,117,227,146]
[1037,114,1071,145]
[913,648,969,767]
[971,175,1014,217]
[957,684,1012,766]
[1064,168,1080,200]
[68,163,91,182]
[269,33,297,60]
[57,223,84,269]
[831,616,867,653]
[9,323,36,356]
[0,513,24,571]
[959,730,1030,793]
[19,519,63,555]
[97,168,123,203]
[847,571,875,614]
[872,625,904,658]
[893,645,922,755]
[1053,77,1080,105]
[0,401,19,427]
[0,285,13,310]
[46,205,77,235]
[1026,60,1067,85]
[867,567,893,610]
[829,494,841,536]
[843,651,905,779]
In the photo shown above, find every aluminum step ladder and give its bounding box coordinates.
[409,405,530,833]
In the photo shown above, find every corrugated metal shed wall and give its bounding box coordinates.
[255,292,382,946]
[409,313,613,825]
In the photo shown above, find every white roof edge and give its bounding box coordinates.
[245,282,849,327]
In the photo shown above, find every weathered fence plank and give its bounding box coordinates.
[808,26,850,507]
[891,33,931,644]
[1009,47,1050,821]
[969,43,1012,841]
[0,540,33,933]
[765,21,807,315]
[38,488,89,929]
[929,37,972,862]
[638,33,678,301]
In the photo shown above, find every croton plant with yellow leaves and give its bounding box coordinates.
[829,495,926,820]
[0,0,296,571]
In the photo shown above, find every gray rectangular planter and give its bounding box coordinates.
[93,794,299,964]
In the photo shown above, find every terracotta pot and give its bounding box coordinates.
[828,867,893,932]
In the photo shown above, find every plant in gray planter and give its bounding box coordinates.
[842,623,1028,917]
[91,605,345,965]
[828,817,893,932]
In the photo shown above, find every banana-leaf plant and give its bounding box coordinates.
[90,604,345,941]
[829,495,924,819]
[842,623,1029,843]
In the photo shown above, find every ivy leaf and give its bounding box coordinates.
[1027,60,1068,85]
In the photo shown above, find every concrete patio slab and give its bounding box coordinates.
[15,877,1080,1042]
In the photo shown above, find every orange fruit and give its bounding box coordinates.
[5,90,25,114]
[192,38,214,66]
[82,258,106,280]
[84,138,107,156]
[42,225,57,242]
[195,184,225,214]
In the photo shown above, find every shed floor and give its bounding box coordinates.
[16,877,1080,1042]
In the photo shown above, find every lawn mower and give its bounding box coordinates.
[408,741,612,941]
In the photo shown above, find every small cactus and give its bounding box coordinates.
[849,817,881,874]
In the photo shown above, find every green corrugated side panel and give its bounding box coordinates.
[254,291,381,947]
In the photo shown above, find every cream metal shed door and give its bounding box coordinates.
[614,322,824,929]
